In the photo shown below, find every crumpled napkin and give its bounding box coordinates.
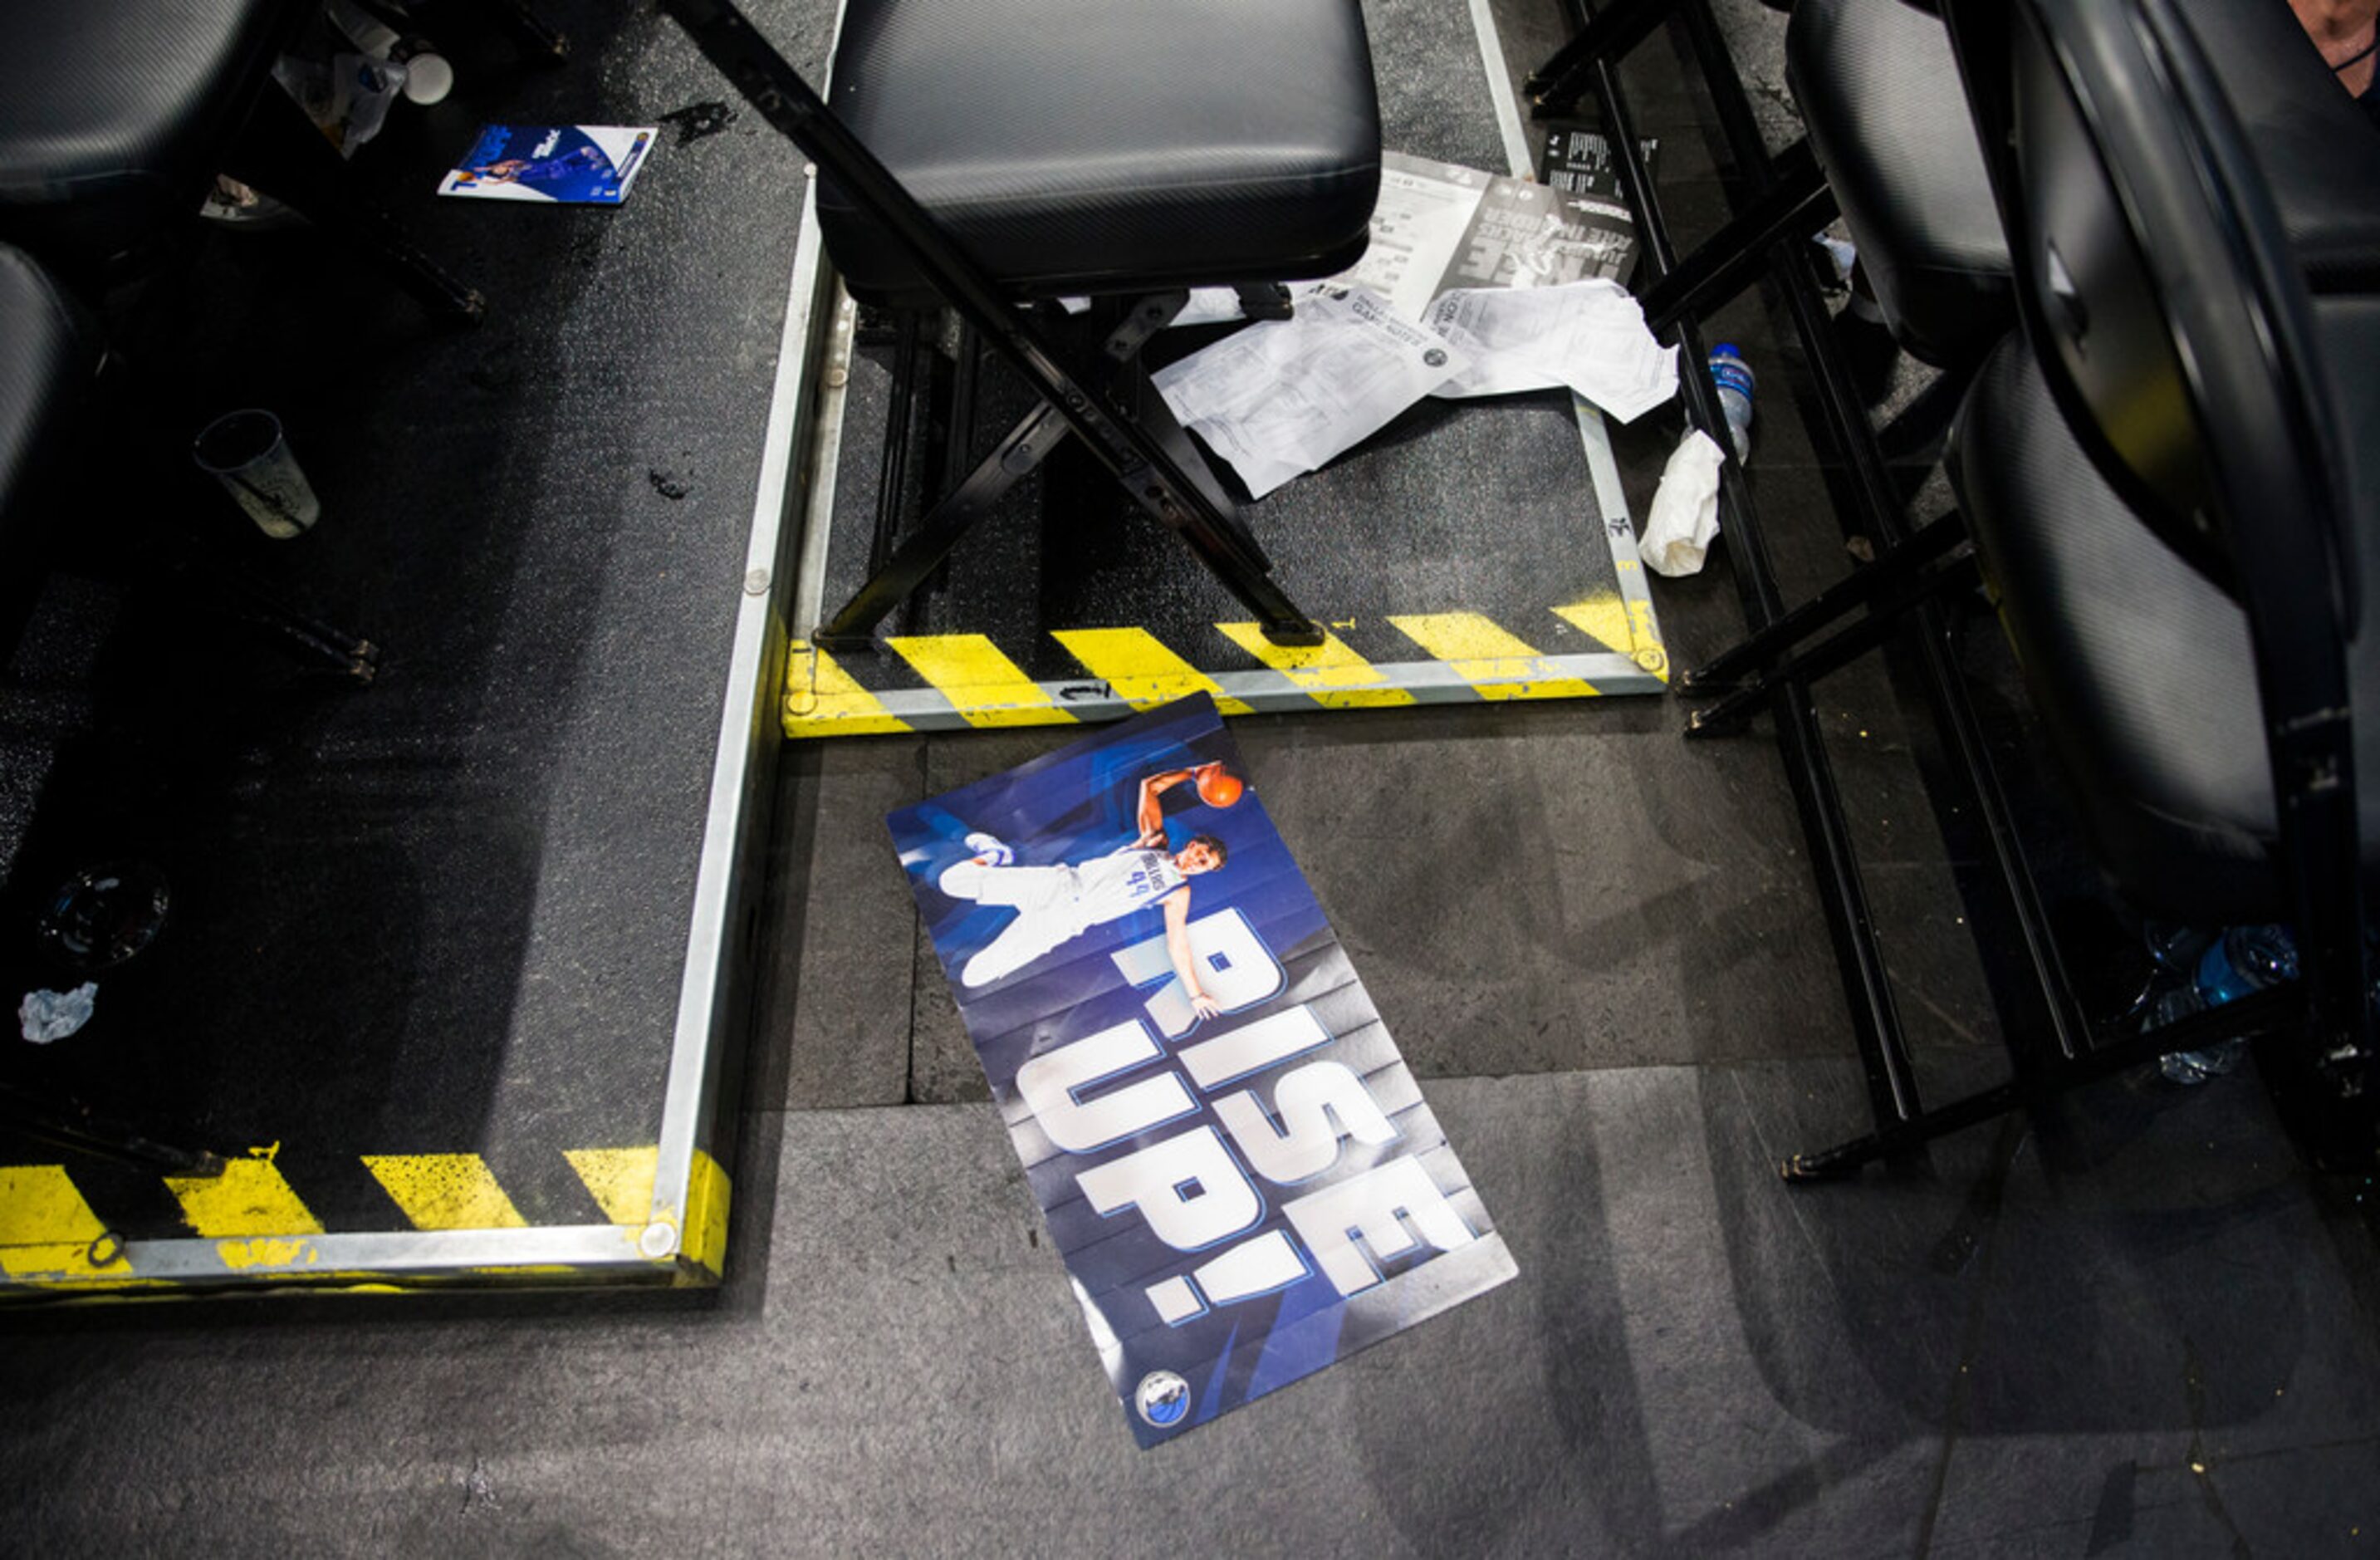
[19,982,97,1044]
[1640,428,1726,576]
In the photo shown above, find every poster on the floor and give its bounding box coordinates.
[437,124,656,204]
[888,694,1516,1447]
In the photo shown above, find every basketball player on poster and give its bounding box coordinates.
[938,762,1246,1001]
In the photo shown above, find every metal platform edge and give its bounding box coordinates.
[1469,0,1667,675]
[776,0,1666,739]
[0,173,839,1304]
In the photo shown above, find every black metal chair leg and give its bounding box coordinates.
[1570,0,1925,1135]
[1109,370,1320,645]
[1686,606,1903,738]
[1643,139,1836,337]
[813,399,1072,650]
[492,0,571,61]
[1782,985,2306,1180]
[222,85,483,324]
[189,559,380,681]
[1526,0,1677,115]
[1682,514,1969,694]
[867,311,929,581]
[2,1084,228,1179]
[1686,552,1980,735]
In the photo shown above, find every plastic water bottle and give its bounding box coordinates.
[2158,924,2298,1084]
[2196,924,2299,1004]
[1709,343,1755,463]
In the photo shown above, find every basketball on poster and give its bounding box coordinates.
[889,694,1516,1445]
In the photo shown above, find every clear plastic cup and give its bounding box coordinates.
[193,409,321,539]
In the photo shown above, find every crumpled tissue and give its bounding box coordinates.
[1640,428,1726,576]
[19,982,98,1044]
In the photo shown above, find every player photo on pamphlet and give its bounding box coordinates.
[888,696,1516,1447]
[438,124,656,204]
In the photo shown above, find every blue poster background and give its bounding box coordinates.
[888,695,1516,1446]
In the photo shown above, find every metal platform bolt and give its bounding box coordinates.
[639,1220,679,1259]
[745,567,771,596]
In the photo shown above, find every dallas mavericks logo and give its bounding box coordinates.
[1135,1370,1191,1429]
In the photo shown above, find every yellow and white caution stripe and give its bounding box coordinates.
[0,1144,732,1298]
[782,594,1668,738]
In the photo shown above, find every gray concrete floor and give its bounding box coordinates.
[5,1,2380,1555]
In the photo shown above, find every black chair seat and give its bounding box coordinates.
[1952,304,2380,924]
[0,0,298,272]
[818,0,1382,302]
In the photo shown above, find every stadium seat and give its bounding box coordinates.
[1788,0,2380,370]
[1781,0,2380,1175]
[0,0,477,317]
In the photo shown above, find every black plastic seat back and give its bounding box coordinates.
[1785,0,2011,367]
[1949,0,2355,618]
[0,0,300,273]
[1946,0,2373,1057]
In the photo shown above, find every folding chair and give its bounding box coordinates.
[663,0,1385,650]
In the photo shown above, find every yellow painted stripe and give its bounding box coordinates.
[566,1146,659,1226]
[1555,594,1668,679]
[0,1165,120,1280]
[213,1237,325,1272]
[784,642,913,738]
[167,1155,323,1238]
[1553,594,1633,656]
[1051,629,1256,715]
[887,635,1078,728]
[363,1154,527,1230]
[1217,623,1416,709]
[681,1150,732,1283]
[1388,613,1602,699]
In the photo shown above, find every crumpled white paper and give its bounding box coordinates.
[1149,277,1679,499]
[1640,428,1726,576]
[1423,279,1679,421]
[19,982,98,1044]
[1153,286,1470,498]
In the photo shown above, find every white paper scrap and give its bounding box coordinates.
[1173,287,1251,328]
[1424,280,1678,422]
[19,982,97,1044]
[1337,157,1496,319]
[1641,428,1726,576]
[1153,287,1470,499]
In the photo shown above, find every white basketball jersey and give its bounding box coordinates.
[1069,846,1186,929]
